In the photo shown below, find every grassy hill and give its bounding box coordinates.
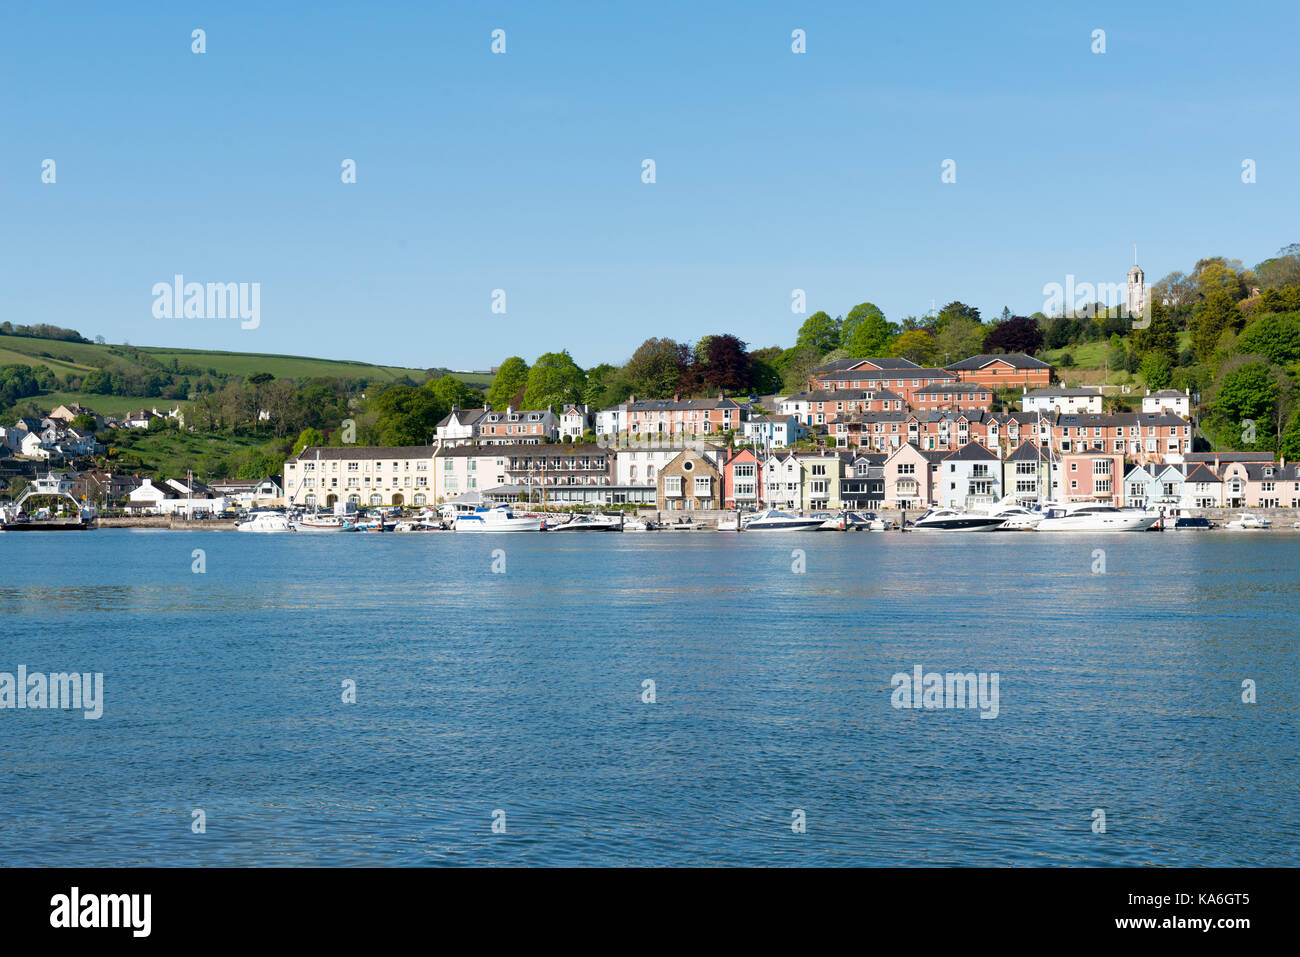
[0,334,430,384]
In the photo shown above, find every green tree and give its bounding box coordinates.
[522,350,586,410]
[293,428,325,455]
[889,329,937,365]
[1140,353,1173,390]
[371,385,449,446]
[840,303,892,357]
[1236,311,1300,366]
[934,301,981,332]
[625,338,689,398]
[426,374,482,410]
[1192,288,1242,361]
[934,318,987,365]
[487,357,530,410]
[795,311,840,353]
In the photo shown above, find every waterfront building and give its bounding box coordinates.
[621,394,750,439]
[1060,452,1124,504]
[938,443,1002,508]
[656,449,721,511]
[911,382,994,413]
[284,445,438,508]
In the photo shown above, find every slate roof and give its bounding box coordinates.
[947,353,1050,371]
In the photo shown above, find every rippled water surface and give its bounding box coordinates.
[1,529,1297,866]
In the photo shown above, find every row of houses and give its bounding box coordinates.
[281,440,1300,514]
[0,403,189,462]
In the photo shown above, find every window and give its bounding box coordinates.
[665,476,683,496]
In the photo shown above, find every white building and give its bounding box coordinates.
[595,403,628,438]
[742,414,809,449]
[559,403,591,440]
[1021,387,1103,414]
[1142,389,1190,417]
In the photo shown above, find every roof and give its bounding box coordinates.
[943,442,999,462]
[811,357,922,375]
[947,353,1050,371]
[1057,412,1187,428]
[626,398,749,412]
[1185,452,1273,464]
[915,382,993,395]
[1182,463,1222,484]
[1006,441,1050,462]
[289,445,438,462]
[1024,387,1101,397]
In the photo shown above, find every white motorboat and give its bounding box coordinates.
[977,497,1043,530]
[715,513,742,531]
[911,506,1007,531]
[292,513,357,532]
[453,505,546,532]
[553,511,623,531]
[1224,512,1271,530]
[236,512,294,533]
[667,517,706,530]
[622,518,660,532]
[1034,502,1161,532]
[740,509,826,531]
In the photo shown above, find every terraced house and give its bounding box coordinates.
[436,443,612,505]
[283,445,437,508]
[938,443,1002,508]
[623,394,750,438]
[657,449,720,511]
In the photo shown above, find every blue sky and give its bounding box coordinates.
[3,1,1297,370]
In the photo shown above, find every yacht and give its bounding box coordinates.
[741,509,827,531]
[1224,513,1271,530]
[453,505,546,532]
[553,512,623,531]
[1034,502,1161,532]
[976,497,1043,530]
[911,506,1007,531]
[236,511,294,533]
[622,518,661,531]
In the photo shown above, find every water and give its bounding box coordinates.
[1,529,1297,866]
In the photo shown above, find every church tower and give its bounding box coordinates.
[1126,245,1145,319]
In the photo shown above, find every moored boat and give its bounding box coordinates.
[1224,512,1270,530]
[236,512,295,533]
[741,508,826,531]
[1034,502,1160,532]
[454,505,546,532]
[553,512,623,531]
[911,506,1007,531]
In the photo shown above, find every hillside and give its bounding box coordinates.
[0,334,431,384]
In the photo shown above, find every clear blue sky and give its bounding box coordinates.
[3,1,1297,370]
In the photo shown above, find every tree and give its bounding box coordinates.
[934,301,981,332]
[795,311,841,354]
[841,303,893,357]
[775,345,823,393]
[426,374,483,410]
[522,351,586,410]
[487,357,529,410]
[1211,362,1280,448]
[934,317,986,365]
[1192,289,1242,361]
[293,428,325,455]
[1131,298,1178,363]
[263,379,299,437]
[371,384,449,446]
[982,315,1042,356]
[1255,244,1300,290]
[1140,353,1172,390]
[749,346,784,395]
[625,338,689,398]
[889,329,936,365]
[1236,311,1300,366]
[694,333,753,393]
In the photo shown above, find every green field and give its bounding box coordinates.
[0,334,430,383]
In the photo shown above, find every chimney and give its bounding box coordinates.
[673,393,680,402]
